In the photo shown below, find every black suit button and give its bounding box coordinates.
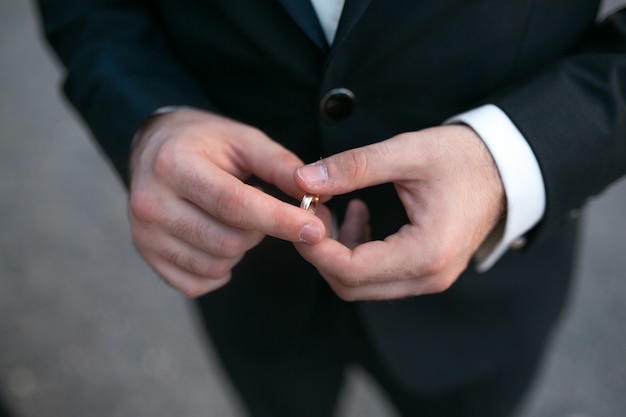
[320,88,355,122]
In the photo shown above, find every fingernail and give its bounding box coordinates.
[299,224,322,244]
[297,162,328,186]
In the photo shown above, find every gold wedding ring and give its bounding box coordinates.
[300,193,320,214]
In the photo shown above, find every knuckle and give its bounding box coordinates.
[169,218,250,258]
[152,140,181,179]
[426,275,455,294]
[341,150,370,184]
[169,263,233,298]
[164,247,231,280]
[214,234,247,258]
[420,132,446,165]
[338,271,364,289]
[163,248,200,274]
[335,144,387,187]
[274,149,298,167]
[206,262,233,280]
[212,187,247,226]
[129,188,161,224]
[178,280,212,299]
[422,263,466,295]
[236,122,264,140]
[333,285,358,302]
[168,218,197,243]
[420,247,451,276]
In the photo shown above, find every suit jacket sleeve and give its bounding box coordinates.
[36,0,218,184]
[490,8,626,243]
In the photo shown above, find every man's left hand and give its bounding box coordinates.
[294,125,505,301]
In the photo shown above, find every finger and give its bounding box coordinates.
[171,158,326,244]
[131,214,244,279]
[338,199,371,249]
[324,275,444,301]
[145,252,232,298]
[234,130,309,200]
[296,235,408,287]
[296,225,444,287]
[131,219,239,297]
[296,229,461,301]
[157,235,244,280]
[129,182,265,258]
[168,198,265,257]
[294,134,431,195]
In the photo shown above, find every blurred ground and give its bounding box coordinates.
[1,1,625,416]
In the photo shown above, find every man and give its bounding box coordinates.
[36,1,626,416]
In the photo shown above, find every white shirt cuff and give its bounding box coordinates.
[131,105,192,148]
[445,104,546,272]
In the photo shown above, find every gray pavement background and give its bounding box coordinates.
[1,1,625,416]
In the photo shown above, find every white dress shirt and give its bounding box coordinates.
[310,0,546,271]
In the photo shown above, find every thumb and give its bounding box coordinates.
[294,138,412,195]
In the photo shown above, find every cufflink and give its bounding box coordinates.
[510,236,527,250]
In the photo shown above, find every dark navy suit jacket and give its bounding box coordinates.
[37,0,626,390]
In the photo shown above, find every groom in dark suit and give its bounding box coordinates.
[36,0,626,415]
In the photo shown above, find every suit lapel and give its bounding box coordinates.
[277,0,329,52]
[277,0,374,55]
[333,0,372,46]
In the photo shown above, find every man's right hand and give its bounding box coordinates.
[128,109,325,297]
